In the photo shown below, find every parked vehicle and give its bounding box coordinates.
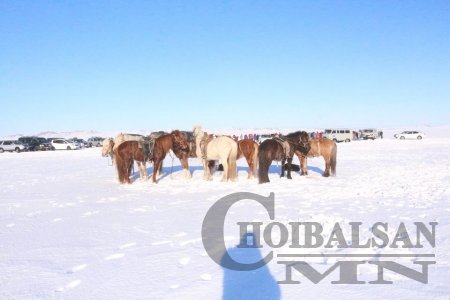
[394,131,425,140]
[18,136,53,151]
[87,137,104,147]
[68,138,89,148]
[0,140,27,153]
[51,139,80,150]
[323,129,353,142]
[360,128,378,140]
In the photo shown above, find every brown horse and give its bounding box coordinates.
[295,138,337,177]
[151,130,191,183]
[237,139,259,179]
[258,131,310,184]
[115,141,149,184]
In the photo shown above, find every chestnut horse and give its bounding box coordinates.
[295,138,337,177]
[114,141,150,184]
[237,139,259,179]
[102,137,149,184]
[151,130,191,183]
[258,131,310,184]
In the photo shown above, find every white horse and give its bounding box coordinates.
[193,126,238,182]
[101,138,114,162]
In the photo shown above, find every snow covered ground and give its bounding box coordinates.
[1,129,450,299]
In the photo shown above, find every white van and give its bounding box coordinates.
[323,129,353,142]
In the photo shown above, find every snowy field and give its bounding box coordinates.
[1,132,450,299]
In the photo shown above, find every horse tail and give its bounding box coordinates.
[236,141,243,160]
[258,146,270,184]
[228,140,238,181]
[330,142,337,176]
[252,141,259,175]
[114,149,127,183]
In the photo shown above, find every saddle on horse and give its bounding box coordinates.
[113,133,156,162]
[142,137,155,162]
[273,137,293,159]
[113,133,145,152]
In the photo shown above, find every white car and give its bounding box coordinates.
[51,139,80,150]
[394,131,425,140]
[0,140,27,153]
[360,128,378,140]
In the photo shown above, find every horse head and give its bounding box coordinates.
[297,131,311,154]
[286,131,311,154]
[101,138,114,157]
[171,130,190,152]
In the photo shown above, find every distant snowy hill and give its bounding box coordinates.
[2,125,450,140]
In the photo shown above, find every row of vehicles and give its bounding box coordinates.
[323,129,425,142]
[0,137,105,153]
[256,129,426,144]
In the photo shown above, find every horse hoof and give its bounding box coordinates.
[322,173,330,177]
[287,176,292,180]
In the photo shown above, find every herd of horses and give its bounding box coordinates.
[101,126,337,184]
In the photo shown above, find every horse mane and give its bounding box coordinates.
[149,131,167,139]
[284,131,309,139]
[193,125,203,136]
[181,131,194,141]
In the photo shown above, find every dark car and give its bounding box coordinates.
[18,136,53,151]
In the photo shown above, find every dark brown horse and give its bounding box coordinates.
[237,139,259,179]
[295,138,337,177]
[258,131,310,184]
[151,130,191,183]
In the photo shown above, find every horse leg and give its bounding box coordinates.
[221,159,229,182]
[157,161,163,176]
[203,160,212,181]
[117,159,126,184]
[128,160,134,177]
[323,156,331,177]
[140,162,148,180]
[244,155,253,179]
[280,159,286,177]
[287,157,293,179]
[136,162,142,180]
[258,158,271,184]
[180,158,191,179]
[247,159,253,179]
[126,158,133,184]
[143,162,148,179]
[301,155,308,175]
[152,159,161,183]
[208,161,216,176]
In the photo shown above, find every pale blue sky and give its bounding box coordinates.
[1,1,449,135]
